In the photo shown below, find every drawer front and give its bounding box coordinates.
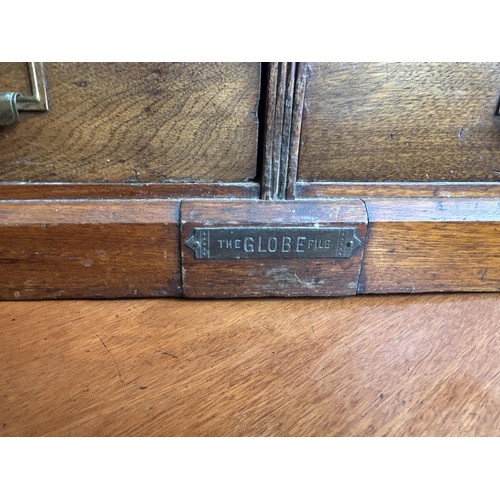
[0,63,260,183]
[298,62,500,182]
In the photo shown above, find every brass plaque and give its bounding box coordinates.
[185,226,362,260]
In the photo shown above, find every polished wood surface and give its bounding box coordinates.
[0,201,180,299]
[298,62,500,182]
[0,63,260,182]
[297,181,500,199]
[360,198,500,293]
[1,294,498,436]
[0,182,260,200]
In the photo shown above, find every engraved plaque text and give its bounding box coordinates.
[185,226,362,260]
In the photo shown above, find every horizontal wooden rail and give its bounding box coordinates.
[0,198,498,299]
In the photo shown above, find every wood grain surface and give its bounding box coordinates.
[0,63,260,182]
[0,181,260,200]
[286,63,309,199]
[297,181,500,199]
[0,201,180,299]
[181,200,367,297]
[1,197,498,299]
[298,62,500,182]
[261,63,308,200]
[0,294,498,436]
[360,198,500,293]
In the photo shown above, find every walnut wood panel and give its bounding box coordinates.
[0,182,259,200]
[0,201,180,299]
[1,294,498,436]
[297,182,500,199]
[0,63,260,182]
[360,198,500,293]
[181,200,367,297]
[299,62,500,182]
[0,63,32,95]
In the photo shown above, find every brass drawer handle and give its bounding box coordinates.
[0,62,49,126]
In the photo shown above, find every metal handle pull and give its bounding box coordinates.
[0,62,49,126]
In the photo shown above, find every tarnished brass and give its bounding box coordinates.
[185,226,362,260]
[0,63,49,126]
[0,92,20,126]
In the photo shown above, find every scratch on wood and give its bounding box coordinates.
[156,349,178,359]
[96,334,123,382]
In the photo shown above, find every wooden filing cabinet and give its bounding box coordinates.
[0,62,499,298]
[298,62,500,183]
[0,63,260,183]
